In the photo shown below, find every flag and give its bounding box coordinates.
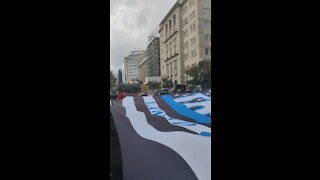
[110,93,211,180]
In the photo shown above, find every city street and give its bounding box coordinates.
[110,0,212,179]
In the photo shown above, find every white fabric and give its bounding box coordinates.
[122,97,211,180]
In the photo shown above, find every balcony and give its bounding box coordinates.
[164,53,179,62]
[163,30,178,44]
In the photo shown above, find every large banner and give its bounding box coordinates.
[110,93,211,180]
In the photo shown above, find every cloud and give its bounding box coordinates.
[110,0,176,73]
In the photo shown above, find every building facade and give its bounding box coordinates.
[117,68,122,86]
[138,52,148,82]
[123,50,145,82]
[159,0,211,85]
[159,1,183,85]
[147,37,161,77]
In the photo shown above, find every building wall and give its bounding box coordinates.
[159,0,211,85]
[122,63,125,82]
[196,0,211,63]
[147,37,160,77]
[117,69,122,86]
[123,50,145,82]
[183,0,211,80]
[159,1,184,85]
[138,52,148,82]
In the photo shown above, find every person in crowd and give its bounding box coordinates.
[117,88,127,100]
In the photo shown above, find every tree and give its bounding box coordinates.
[161,76,173,88]
[185,64,201,85]
[148,81,161,90]
[185,59,211,89]
[110,70,117,88]
[198,59,211,89]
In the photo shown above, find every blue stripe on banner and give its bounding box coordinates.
[162,95,212,124]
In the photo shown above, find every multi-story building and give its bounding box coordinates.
[159,1,183,85]
[159,0,211,85]
[123,50,145,82]
[138,35,161,84]
[147,37,160,77]
[117,68,122,86]
[122,63,125,82]
[138,52,148,82]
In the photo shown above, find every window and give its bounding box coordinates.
[174,60,177,77]
[185,29,188,37]
[202,8,211,17]
[190,23,196,33]
[173,45,176,55]
[203,20,211,28]
[173,15,176,30]
[204,34,209,42]
[166,45,168,58]
[165,24,168,38]
[169,20,172,35]
[189,0,195,6]
[205,48,209,55]
[184,18,188,26]
[191,50,197,58]
[183,6,186,14]
[190,37,196,45]
[190,11,195,20]
[170,62,173,77]
[169,41,172,56]
[166,64,169,75]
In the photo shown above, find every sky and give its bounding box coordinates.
[110,0,177,74]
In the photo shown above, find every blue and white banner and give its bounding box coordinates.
[110,94,212,180]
